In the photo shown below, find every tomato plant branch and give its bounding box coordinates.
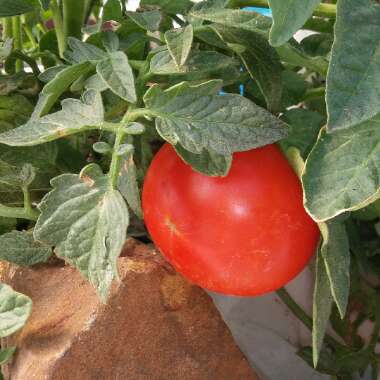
[50,0,66,57]
[0,204,38,221]
[2,17,12,39]
[22,186,39,221]
[227,0,336,19]
[11,16,22,72]
[276,288,345,350]
[63,0,86,40]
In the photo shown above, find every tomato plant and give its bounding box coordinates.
[0,0,379,377]
[143,143,320,295]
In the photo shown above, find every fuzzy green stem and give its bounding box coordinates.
[108,108,149,189]
[22,186,39,221]
[63,0,86,39]
[0,203,38,221]
[23,24,38,49]
[304,87,325,102]
[276,288,345,350]
[11,16,23,72]
[50,0,66,57]
[227,0,336,18]
[2,17,12,39]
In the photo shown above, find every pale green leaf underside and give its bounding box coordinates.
[118,153,142,218]
[319,221,350,318]
[0,90,104,146]
[144,80,287,156]
[0,283,32,338]
[0,230,52,266]
[96,51,137,103]
[326,0,380,131]
[164,25,193,68]
[34,164,128,301]
[312,250,333,367]
[268,0,322,47]
[302,118,380,222]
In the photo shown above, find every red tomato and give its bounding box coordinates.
[142,143,320,296]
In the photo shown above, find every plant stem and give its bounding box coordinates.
[108,108,148,189]
[63,0,86,40]
[0,204,38,221]
[22,186,39,221]
[50,0,66,57]
[304,87,325,101]
[129,60,145,71]
[276,288,345,350]
[11,16,23,72]
[227,0,336,19]
[23,24,38,49]
[2,17,12,39]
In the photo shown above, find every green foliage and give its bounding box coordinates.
[0,1,379,376]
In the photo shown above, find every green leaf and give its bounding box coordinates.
[150,49,240,81]
[0,230,52,266]
[102,0,123,22]
[164,25,193,68]
[118,152,142,218]
[319,220,350,318]
[33,62,93,118]
[126,10,162,31]
[0,283,32,337]
[64,38,107,64]
[0,162,35,188]
[96,51,137,103]
[189,8,271,35]
[212,25,283,113]
[312,249,333,367]
[268,0,322,47]
[34,164,128,301]
[280,108,324,157]
[302,119,380,222]
[140,0,192,15]
[326,0,380,131]
[0,90,104,146]
[144,80,287,155]
[0,0,34,16]
[175,144,232,176]
[276,39,328,76]
[0,347,16,365]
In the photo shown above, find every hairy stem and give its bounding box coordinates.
[11,16,23,72]
[227,0,336,19]
[50,0,66,57]
[276,288,345,350]
[22,186,39,221]
[2,17,12,39]
[0,204,38,221]
[63,0,86,40]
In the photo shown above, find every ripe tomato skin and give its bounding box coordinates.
[142,143,320,296]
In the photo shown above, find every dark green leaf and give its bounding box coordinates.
[326,0,380,131]
[39,0,50,10]
[0,283,32,337]
[312,249,333,367]
[0,0,34,17]
[126,10,162,31]
[175,144,232,176]
[319,220,350,318]
[38,65,68,83]
[118,152,142,218]
[34,164,128,301]
[0,347,16,365]
[213,25,283,112]
[280,70,307,109]
[0,230,52,266]
[189,8,271,35]
[164,25,193,68]
[144,80,287,155]
[96,51,137,103]
[280,108,324,157]
[268,0,322,47]
[302,118,380,222]
[0,90,104,146]
[103,0,123,22]
[140,0,192,15]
